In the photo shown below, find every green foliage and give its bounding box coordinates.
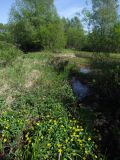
[18,114,100,160]
[84,0,120,53]
[111,22,120,52]
[91,0,118,30]
[0,41,21,66]
[63,16,85,50]
[90,53,120,112]
[0,23,13,44]
[10,20,38,51]
[9,0,65,51]
[38,20,66,52]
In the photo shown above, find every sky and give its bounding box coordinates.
[54,0,91,18]
[0,0,91,24]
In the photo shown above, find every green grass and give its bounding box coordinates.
[0,51,103,160]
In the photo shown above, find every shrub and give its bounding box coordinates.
[0,41,22,66]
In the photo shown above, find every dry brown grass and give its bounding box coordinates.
[25,70,41,89]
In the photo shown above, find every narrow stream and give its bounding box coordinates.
[72,67,91,101]
[80,67,91,74]
[72,77,90,101]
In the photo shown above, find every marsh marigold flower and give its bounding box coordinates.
[58,148,62,153]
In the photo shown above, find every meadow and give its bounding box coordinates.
[0,0,120,159]
[0,48,105,160]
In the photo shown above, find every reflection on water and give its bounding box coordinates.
[80,67,91,74]
[72,77,90,101]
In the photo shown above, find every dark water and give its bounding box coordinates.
[71,67,91,101]
[72,77,90,101]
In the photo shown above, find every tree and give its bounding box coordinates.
[38,20,66,51]
[9,0,65,51]
[0,23,13,43]
[111,22,120,52]
[89,0,119,52]
[63,16,85,50]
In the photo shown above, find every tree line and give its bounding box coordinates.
[0,0,120,53]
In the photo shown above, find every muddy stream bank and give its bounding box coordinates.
[71,67,120,160]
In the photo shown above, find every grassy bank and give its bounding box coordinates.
[0,51,103,160]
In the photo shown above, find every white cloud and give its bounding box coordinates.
[58,6,83,18]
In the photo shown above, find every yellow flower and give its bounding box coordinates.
[5,126,9,130]
[71,138,73,142]
[77,139,82,143]
[77,125,79,128]
[65,139,68,143]
[73,132,76,136]
[94,155,98,159]
[3,138,7,143]
[88,137,91,141]
[75,135,79,138]
[28,139,32,144]
[58,148,62,153]
[25,133,29,138]
[47,143,51,147]
[36,122,40,126]
[2,134,5,137]
[53,120,57,125]
[73,127,76,130]
[85,150,89,155]
[80,143,83,147]
[80,128,84,131]
[73,120,77,123]
[75,128,81,132]
[49,120,52,123]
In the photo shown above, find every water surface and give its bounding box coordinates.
[72,77,90,101]
[80,67,91,74]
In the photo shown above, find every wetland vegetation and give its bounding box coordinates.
[0,0,120,159]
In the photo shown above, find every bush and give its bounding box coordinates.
[0,41,22,66]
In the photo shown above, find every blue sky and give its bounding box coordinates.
[55,0,91,18]
[0,0,90,24]
[0,0,14,23]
